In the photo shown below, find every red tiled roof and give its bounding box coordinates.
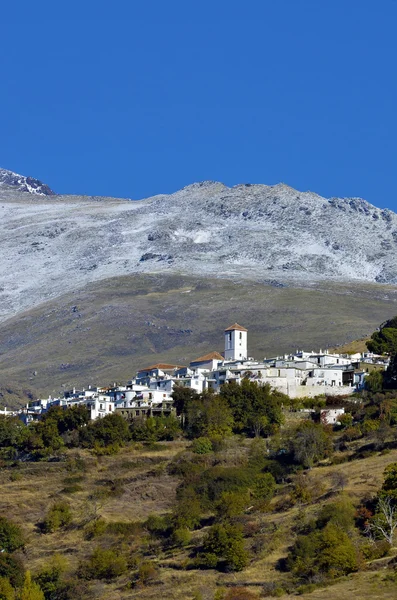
[191,351,224,363]
[224,323,248,332]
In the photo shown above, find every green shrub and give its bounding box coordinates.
[0,554,25,588]
[361,419,380,435]
[361,539,390,560]
[215,491,250,519]
[145,514,173,537]
[0,576,15,600]
[34,554,68,600]
[84,518,107,540]
[170,528,191,547]
[192,437,213,454]
[106,521,142,537]
[173,489,202,530]
[192,466,254,508]
[20,571,44,600]
[252,472,276,503]
[42,501,72,533]
[0,517,24,553]
[286,522,358,580]
[201,523,249,572]
[133,561,159,586]
[78,547,127,580]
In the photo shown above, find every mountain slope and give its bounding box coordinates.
[0,273,395,397]
[0,180,397,324]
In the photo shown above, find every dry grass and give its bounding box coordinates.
[2,441,397,599]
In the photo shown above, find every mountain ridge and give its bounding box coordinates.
[1,173,397,324]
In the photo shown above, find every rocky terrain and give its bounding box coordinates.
[1,177,397,324]
[1,169,397,395]
[0,167,55,196]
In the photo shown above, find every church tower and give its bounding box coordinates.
[224,323,248,361]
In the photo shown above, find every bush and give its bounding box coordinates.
[42,501,72,533]
[173,489,202,530]
[78,547,127,580]
[84,518,107,540]
[0,576,15,600]
[286,522,358,580]
[20,571,45,600]
[133,561,159,586]
[361,539,390,560]
[131,416,181,442]
[201,523,249,572]
[192,466,254,508]
[170,528,191,547]
[145,514,173,537]
[0,554,25,588]
[252,472,276,503]
[80,413,131,448]
[34,554,68,600]
[192,437,213,454]
[216,491,250,520]
[0,517,24,553]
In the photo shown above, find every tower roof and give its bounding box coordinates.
[225,323,248,332]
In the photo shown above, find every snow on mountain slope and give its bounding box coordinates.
[0,179,396,323]
[0,168,55,195]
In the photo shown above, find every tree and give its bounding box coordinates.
[186,396,233,439]
[287,523,358,580]
[292,422,331,468]
[366,496,397,545]
[252,472,276,503]
[331,471,348,492]
[367,317,397,355]
[0,417,24,449]
[20,572,45,600]
[0,518,24,553]
[379,462,397,503]
[365,370,384,393]
[219,380,285,435]
[201,523,249,572]
[0,554,25,589]
[171,386,198,417]
[0,576,15,600]
[80,413,130,448]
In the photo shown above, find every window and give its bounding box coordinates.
[239,332,242,340]
[227,332,232,349]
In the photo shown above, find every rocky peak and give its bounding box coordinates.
[0,168,55,196]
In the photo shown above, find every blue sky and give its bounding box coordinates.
[1,0,396,210]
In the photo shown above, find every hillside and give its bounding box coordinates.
[1,432,397,599]
[0,274,396,399]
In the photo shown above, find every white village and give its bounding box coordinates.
[9,323,388,427]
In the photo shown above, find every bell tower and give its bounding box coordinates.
[224,323,248,361]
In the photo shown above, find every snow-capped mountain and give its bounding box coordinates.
[0,167,55,195]
[0,178,397,323]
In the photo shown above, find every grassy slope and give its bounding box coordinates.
[1,441,397,599]
[0,273,396,402]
